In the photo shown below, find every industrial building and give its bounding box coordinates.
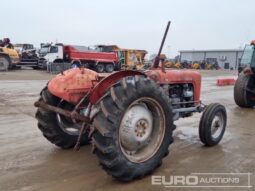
[179,49,244,69]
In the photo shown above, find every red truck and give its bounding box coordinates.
[38,43,119,72]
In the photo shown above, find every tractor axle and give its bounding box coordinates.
[34,100,91,123]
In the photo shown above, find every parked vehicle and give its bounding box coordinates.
[234,40,255,107]
[38,43,119,73]
[34,22,227,181]
[95,45,147,70]
[0,38,20,71]
[14,44,39,69]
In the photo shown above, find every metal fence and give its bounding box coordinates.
[47,62,72,74]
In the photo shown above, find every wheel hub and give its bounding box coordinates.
[211,114,223,139]
[135,119,149,138]
[119,104,153,151]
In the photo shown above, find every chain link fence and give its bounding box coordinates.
[47,62,72,74]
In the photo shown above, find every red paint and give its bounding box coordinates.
[48,68,100,104]
[88,70,145,104]
[146,69,201,103]
[217,78,236,86]
[48,68,202,106]
[64,45,118,64]
[48,68,144,104]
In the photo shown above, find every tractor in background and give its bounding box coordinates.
[14,44,39,69]
[34,22,227,181]
[234,40,255,107]
[0,38,20,71]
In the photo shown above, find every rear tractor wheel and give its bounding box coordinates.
[234,73,255,108]
[91,76,174,181]
[35,87,90,149]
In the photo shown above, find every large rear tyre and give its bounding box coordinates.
[199,103,227,146]
[0,56,10,71]
[35,87,90,149]
[234,73,255,107]
[91,76,174,181]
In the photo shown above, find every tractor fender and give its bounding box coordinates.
[48,68,99,104]
[88,70,145,104]
[47,68,144,105]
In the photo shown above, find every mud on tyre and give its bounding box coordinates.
[91,75,174,181]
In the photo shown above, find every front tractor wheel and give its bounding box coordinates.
[199,103,227,146]
[234,73,255,108]
[91,76,174,181]
[35,87,90,149]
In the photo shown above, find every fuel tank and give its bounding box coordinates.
[145,69,202,102]
[48,68,99,104]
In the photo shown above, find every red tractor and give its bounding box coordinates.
[34,22,227,181]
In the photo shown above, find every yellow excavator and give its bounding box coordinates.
[0,38,20,71]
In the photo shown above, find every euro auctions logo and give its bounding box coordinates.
[151,173,253,188]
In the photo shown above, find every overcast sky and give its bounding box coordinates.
[1,0,255,57]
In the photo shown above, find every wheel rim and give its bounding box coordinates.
[211,112,224,139]
[119,97,166,163]
[56,101,82,135]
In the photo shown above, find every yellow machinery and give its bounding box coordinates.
[96,45,147,70]
[164,61,182,69]
[191,62,200,69]
[174,62,182,69]
[206,63,213,70]
[164,60,175,68]
[0,46,20,71]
